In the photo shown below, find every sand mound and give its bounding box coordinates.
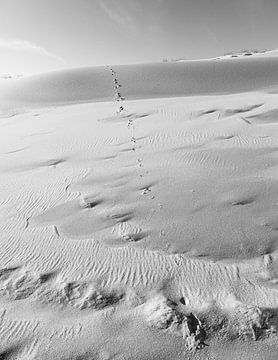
[143,294,206,350]
[1,54,278,112]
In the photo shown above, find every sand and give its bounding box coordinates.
[1,52,278,359]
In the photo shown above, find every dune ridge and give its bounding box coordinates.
[1,54,278,111]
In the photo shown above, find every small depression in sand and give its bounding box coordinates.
[29,169,150,247]
[28,143,278,260]
[25,114,278,260]
[246,109,278,125]
[30,197,134,238]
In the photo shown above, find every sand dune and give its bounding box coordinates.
[1,55,278,359]
[1,53,278,111]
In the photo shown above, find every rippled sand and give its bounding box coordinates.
[1,54,278,359]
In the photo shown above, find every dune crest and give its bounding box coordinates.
[1,54,278,111]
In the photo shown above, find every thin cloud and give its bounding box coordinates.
[96,0,136,30]
[0,39,65,63]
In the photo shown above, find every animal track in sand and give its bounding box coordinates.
[137,182,157,193]
[118,145,143,153]
[107,66,149,180]
[105,66,160,234]
[141,187,151,195]
[114,136,147,147]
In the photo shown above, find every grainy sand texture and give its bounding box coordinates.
[1,52,278,359]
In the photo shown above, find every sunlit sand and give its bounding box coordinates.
[1,52,278,359]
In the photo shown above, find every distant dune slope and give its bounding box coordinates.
[1,56,278,108]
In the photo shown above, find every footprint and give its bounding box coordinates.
[137,182,156,194]
[141,187,151,195]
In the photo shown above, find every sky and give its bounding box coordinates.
[0,0,277,75]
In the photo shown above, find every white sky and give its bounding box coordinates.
[0,0,277,75]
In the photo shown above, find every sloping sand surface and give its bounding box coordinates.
[1,55,278,110]
[1,55,278,358]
